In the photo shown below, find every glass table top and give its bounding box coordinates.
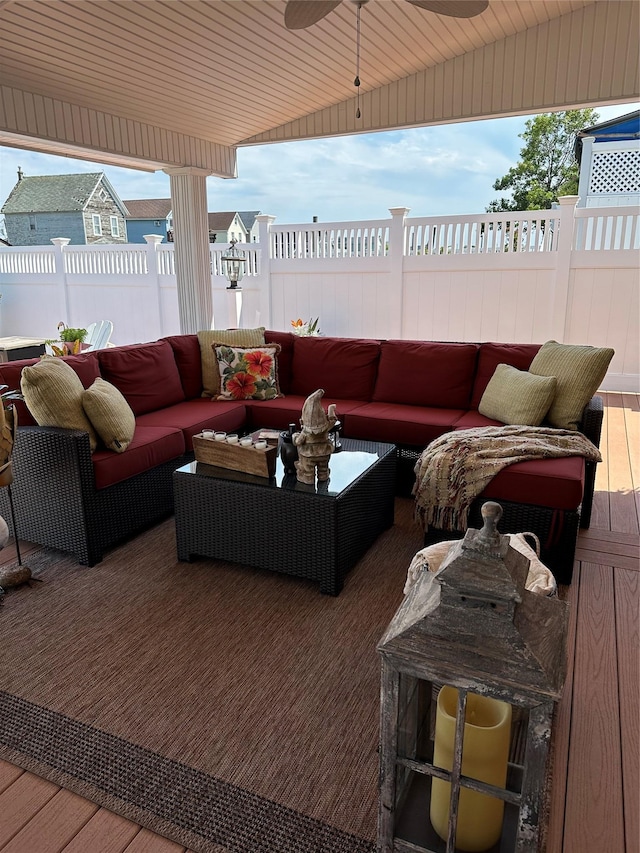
[176,438,394,497]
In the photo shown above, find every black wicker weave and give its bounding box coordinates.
[0,426,190,566]
[173,439,396,595]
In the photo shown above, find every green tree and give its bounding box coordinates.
[487,109,599,212]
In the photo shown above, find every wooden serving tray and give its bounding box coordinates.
[193,434,277,478]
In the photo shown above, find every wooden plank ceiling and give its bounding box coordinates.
[0,0,638,174]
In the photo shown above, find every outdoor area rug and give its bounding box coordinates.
[0,498,420,853]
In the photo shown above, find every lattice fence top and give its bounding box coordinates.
[589,150,640,194]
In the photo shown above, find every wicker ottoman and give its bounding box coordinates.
[173,438,397,595]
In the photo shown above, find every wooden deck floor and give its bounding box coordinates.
[0,392,638,853]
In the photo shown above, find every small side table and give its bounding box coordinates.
[0,337,47,362]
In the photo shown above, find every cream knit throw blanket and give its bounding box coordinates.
[413,425,602,532]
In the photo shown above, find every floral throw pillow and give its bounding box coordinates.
[214,344,282,401]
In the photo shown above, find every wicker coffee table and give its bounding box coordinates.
[173,438,396,595]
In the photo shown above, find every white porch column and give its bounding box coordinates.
[388,207,409,339]
[165,167,213,333]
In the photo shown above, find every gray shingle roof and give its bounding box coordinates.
[238,210,261,232]
[1,173,106,213]
[123,198,172,219]
[207,211,239,231]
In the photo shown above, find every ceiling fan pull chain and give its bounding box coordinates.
[355,1,363,119]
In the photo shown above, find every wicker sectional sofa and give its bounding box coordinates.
[0,331,605,583]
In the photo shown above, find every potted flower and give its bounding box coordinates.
[46,322,88,356]
[290,318,320,336]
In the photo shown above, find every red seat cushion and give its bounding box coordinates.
[471,342,541,409]
[136,400,247,450]
[453,411,503,430]
[98,341,185,415]
[92,425,185,489]
[481,455,585,511]
[373,341,478,408]
[346,402,465,446]
[290,336,381,400]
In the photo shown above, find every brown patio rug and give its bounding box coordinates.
[0,498,420,853]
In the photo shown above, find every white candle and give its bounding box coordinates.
[430,686,512,852]
[214,431,226,441]
[253,440,267,450]
[239,436,253,447]
[226,433,239,444]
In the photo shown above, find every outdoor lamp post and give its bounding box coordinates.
[221,237,246,289]
[377,501,568,853]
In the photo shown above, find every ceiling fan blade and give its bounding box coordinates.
[284,0,343,30]
[406,0,489,18]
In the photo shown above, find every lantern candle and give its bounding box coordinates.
[430,686,512,852]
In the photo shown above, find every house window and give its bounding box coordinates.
[99,188,108,202]
[110,216,120,237]
[29,215,37,231]
[92,214,102,236]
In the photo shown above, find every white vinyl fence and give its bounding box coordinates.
[0,198,637,391]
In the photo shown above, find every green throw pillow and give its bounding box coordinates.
[20,356,98,451]
[479,364,557,426]
[198,327,265,398]
[529,340,614,430]
[82,378,136,452]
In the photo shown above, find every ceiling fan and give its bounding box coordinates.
[284,0,489,30]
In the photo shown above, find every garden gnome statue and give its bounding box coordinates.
[293,389,338,484]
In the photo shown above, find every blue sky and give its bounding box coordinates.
[0,103,636,227]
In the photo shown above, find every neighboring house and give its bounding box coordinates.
[123,198,173,243]
[207,212,247,244]
[238,210,261,242]
[575,110,640,208]
[1,170,129,245]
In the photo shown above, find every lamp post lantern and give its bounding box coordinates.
[221,237,246,289]
[377,501,569,853]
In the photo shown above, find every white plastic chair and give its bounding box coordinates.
[84,320,114,351]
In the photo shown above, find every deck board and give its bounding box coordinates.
[562,562,625,852]
[0,762,22,796]
[61,808,141,853]
[605,394,639,535]
[546,563,580,852]
[122,828,187,852]
[0,772,59,848]
[614,568,640,853]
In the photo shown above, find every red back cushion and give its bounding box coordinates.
[97,340,185,416]
[373,340,478,408]
[471,343,542,409]
[290,336,381,400]
[161,334,202,399]
[265,330,294,395]
[0,353,102,426]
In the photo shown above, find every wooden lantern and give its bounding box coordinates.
[377,501,568,853]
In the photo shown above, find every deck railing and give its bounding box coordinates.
[0,198,637,391]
